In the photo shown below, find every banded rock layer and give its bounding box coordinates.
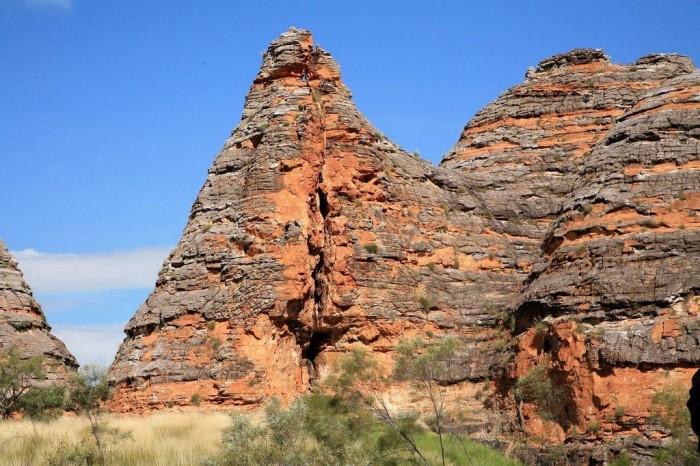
[0,240,77,382]
[110,29,700,463]
[109,29,518,412]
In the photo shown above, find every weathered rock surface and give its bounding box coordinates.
[109,29,700,464]
[0,240,77,382]
[508,67,700,463]
[108,29,517,413]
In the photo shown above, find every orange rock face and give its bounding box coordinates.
[108,29,516,414]
[109,29,700,463]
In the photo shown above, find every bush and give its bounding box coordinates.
[363,243,379,254]
[419,295,434,312]
[609,451,632,466]
[20,385,66,421]
[0,347,50,419]
[514,364,565,421]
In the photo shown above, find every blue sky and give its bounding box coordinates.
[2,0,699,364]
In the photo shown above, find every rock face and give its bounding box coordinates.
[0,240,77,382]
[108,28,517,412]
[110,28,700,463]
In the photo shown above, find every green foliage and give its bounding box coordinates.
[651,384,700,465]
[10,320,33,332]
[513,364,565,421]
[68,365,128,465]
[207,321,216,331]
[20,386,66,421]
[614,406,626,420]
[394,337,459,384]
[45,427,132,466]
[609,451,632,466]
[363,243,379,254]
[533,320,548,336]
[0,347,46,419]
[209,345,521,466]
[69,365,111,415]
[190,393,201,406]
[585,421,600,434]
[419,295,434,312]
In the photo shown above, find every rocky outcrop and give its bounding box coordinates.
[507,66,700,463]
[0,240,77,382]
[108,28,517,413]
[109,28,700,464]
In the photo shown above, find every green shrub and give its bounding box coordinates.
[10,320,33,332]
[207,347,521,466]
[68,365,129,465]
[514,364,565,420]
[0,347,47,419]
[585,421,600,434]
[363,243,379,254]
[418,295,434,312]
[614,406,626,420]
[190,393,201,407]
[610,451,632,466]
[533,320,548,336]
[20,385,66,420]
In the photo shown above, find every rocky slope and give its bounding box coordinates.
[0,240,77,382]
[109,29,700,463]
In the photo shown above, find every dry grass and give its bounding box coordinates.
[0,411,230,465]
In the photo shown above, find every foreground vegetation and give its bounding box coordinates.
[0,340,521,465]
[0,410,518,466]
[0,412,229,466]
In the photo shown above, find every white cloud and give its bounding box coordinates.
[12,246,172,293]
[52,323,125,366]
[22,0,72,10]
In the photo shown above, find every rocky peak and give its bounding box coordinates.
[633,52,696,73]
[109,29,514,412]
[0,239,77,382]
[535,48,609,73]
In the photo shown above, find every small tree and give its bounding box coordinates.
[0,347,47,419]
[68,365,128,465]
[394,337,459,466]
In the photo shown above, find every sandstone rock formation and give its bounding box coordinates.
[109,29,700,464]
[0,239,77,382]
[109,28,517,413]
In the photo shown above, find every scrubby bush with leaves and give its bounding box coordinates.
[513,363,565,422]
[0,347,66,420]
[47,365,131,465]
